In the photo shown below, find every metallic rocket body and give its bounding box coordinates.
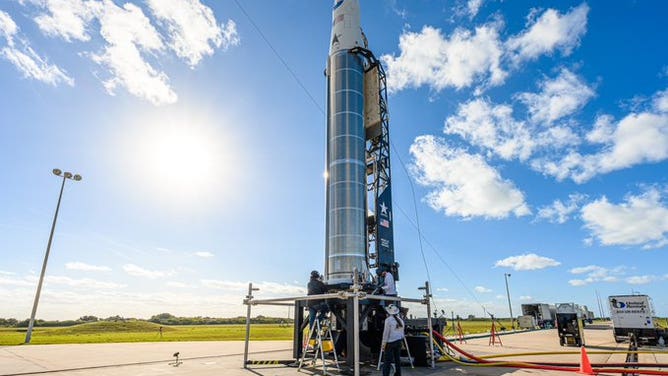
[325,0,368,285]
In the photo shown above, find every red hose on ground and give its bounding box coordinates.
[431,330,668,375]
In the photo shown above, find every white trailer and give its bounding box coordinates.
[521,303,555,327]
[517,315,537,329]
[608,295,665,344]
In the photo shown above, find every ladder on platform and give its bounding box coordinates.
[298,317,339,375]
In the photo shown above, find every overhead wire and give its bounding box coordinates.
[232,0,325,116]
[234,0,485,316]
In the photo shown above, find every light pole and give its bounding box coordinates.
[25,169,82,344]
[504,273,514,330]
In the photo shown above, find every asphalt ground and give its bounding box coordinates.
[1,327,667,376]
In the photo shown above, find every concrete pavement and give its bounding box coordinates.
[1,327,667,376]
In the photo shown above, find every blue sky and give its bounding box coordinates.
[0,0,667,321]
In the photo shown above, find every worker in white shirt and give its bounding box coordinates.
[380,270,396,296]
[381,304,405,376]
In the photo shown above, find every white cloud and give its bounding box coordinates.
[0,276,33,287]
[166,281,193,288]
[201,279,305,296]
[596,113,668,173]
[517,68,595,125]
[625,275,657,285]
[1,46,75,86]
[0,10,74,86]
[444,98,535,161]
[123,264,174,279]
[436,287,449,292]
[0,10,18,45]
[494,253,561,270]
[0,270,16,276]
[382,24,506,93]
[533,89,668,183]
[90,2,176,105]
[200,279,247,290]
[474,286,492,293]
[537,193,587,224]
[570,265,602,275]
[383,4,590,95]
[2,274,125,289]
[410,135,530,219]
[146,0,239,67]
[467,0,483,19]
[506,3,589,63]
[581,189,668,249]
[42,275,125,289]
[24,0,239,104]
[655,89,668,113]
[585,114,615,144]
[444,96,580,164]
[568,265,625,286]
[194,251,214,258]
[65,261,112,272]
[33,0,98,42]
[519,296,533,301]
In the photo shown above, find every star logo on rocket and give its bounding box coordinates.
[380,202,388,217]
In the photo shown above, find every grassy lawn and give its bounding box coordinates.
[451,320,514,335]
[0,321,293,346]
[0,319,534,346]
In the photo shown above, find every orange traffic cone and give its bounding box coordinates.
[578,346,595,375]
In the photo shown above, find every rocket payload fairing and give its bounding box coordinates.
[324,0,368,285]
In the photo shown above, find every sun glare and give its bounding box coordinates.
[119,109,237,211]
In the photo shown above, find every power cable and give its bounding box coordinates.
[232,0,325,115]
[389,141,432,288]
[233,0,485,316]
[389,144,488,314]
[394,203,487,311]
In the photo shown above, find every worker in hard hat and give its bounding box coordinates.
[307,270,329,330]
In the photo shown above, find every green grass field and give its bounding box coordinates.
[0,319,536,346]
[0,321,293,346]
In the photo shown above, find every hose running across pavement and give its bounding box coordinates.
[431,330,668,375]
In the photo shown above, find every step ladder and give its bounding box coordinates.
[376,336,415,371]
[298,317,339,375]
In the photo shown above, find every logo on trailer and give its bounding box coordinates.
[611,299,626,309]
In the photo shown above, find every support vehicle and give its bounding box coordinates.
[609,295,667,345]
[556,303,585,347]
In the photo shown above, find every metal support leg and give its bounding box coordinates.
[424,281,435,368]
[402,336,414,368]
[243,283,258,368]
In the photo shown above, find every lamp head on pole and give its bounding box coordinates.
[53,169,82,182]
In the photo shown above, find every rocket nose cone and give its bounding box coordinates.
[330,0,363,54]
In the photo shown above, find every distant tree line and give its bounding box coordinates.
[0,314,293,327]
[148,313,293,325]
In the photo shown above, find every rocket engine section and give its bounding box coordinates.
[325,0,369,285]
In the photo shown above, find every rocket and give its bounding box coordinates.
[324,0,369,285]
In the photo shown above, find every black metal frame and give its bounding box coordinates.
[349,46,396,277]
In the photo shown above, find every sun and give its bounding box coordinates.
[119,108,237,211]
[145,125,217,193]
